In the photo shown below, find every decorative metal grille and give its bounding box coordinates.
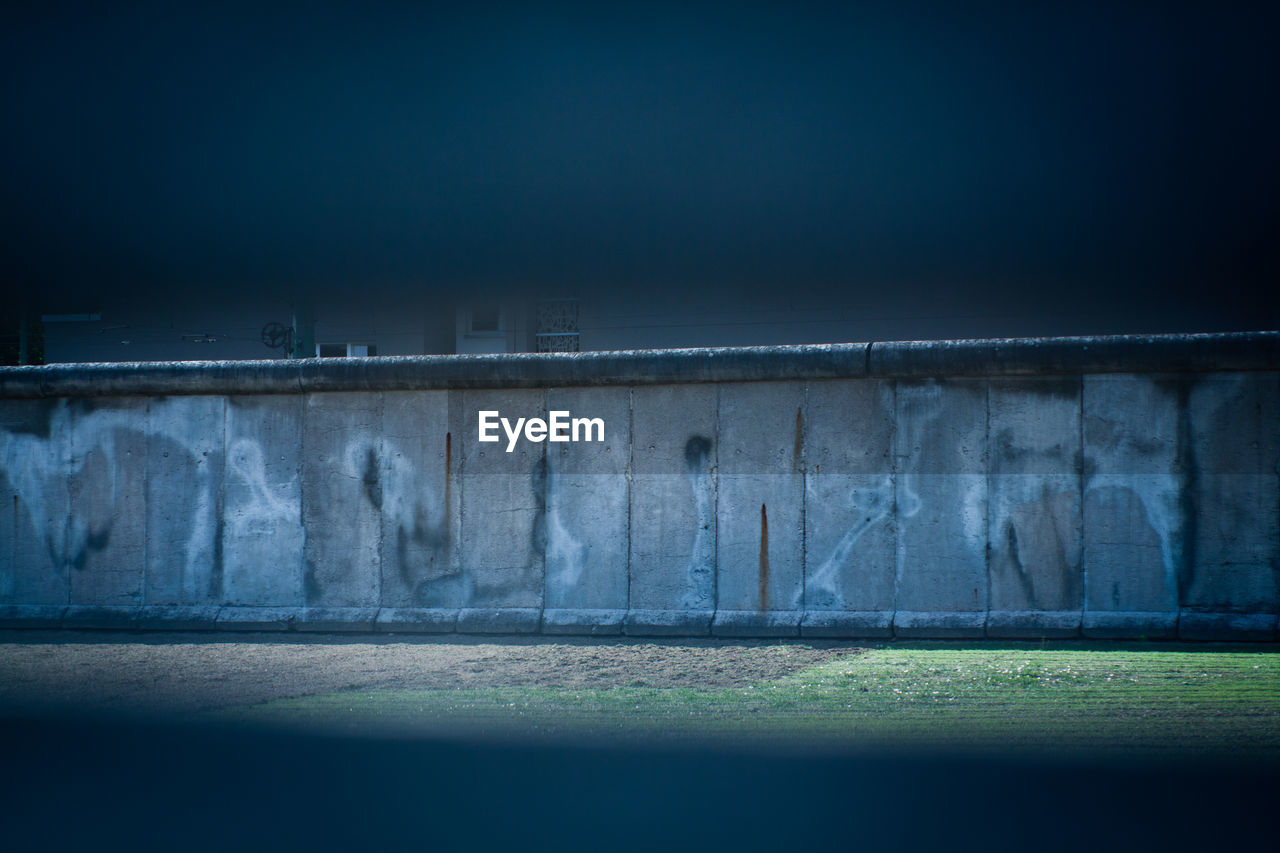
[535,299,580,352]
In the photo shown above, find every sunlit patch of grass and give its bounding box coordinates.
[210,644,1280,758]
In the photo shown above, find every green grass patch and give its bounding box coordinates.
[212,644,1280,757]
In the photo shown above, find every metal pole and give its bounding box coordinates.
[291,298,315,359]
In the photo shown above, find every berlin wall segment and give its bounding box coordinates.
[0,334,1277,640]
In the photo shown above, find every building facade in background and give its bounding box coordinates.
[28,285,1274,364]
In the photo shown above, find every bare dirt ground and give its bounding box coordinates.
[0,631,861,716]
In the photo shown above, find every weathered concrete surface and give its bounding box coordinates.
[985,610,1081,639]
[627,385,717,633]
[222,395,303,606]
[894,380,988,635]
[803,380,895,614]
[301,392,382,608]
[799,610,893,638]
[715,382,804,633]
[295,606,379,632]
[0,605,66,628]
[1178,374,1279,614]
[456,607,541,634]
[893,610,986,639]
[541,608,625,635]
[0,400,69,606]
[1082,611,1179,640]
[67,398,148,607]
[144,397,225,606]
[543,387,629,615]
[374,607,458,633]
[1178,612,1277,642]
[986,378,1082,636]
[0,334,1277,639]
[379,391,458,608]
[459,389,546,610]
[4,332,1275,397]
[1083,375,1181,617]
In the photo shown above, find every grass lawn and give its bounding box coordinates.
[218,642,1280,757]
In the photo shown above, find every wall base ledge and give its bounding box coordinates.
[1178,611,1277,642]
[215,606,299,631]
[541,608,626,635]
[1,605,1277,641]
[1082,611,1178,639]
[712,610,803,637]
[623,609,713,636]
[893,611,986,638]
[800,611,894,638]
[456,607,541,634]
[986,610,1082,639]
[295,607,379,632]
[0,605,67,628]
[375,608,458,633]
[62,605,140,629]
[135,605,221,630]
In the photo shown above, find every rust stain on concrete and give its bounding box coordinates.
[759,503,770,610]
[444,431,452,529]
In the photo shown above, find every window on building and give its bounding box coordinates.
[316,342,377,357]
[535,298,580,352]
[469,303,501,333]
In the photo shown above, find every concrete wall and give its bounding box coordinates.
[1,333,1277,639]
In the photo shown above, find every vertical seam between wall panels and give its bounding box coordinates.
[298,392,308,610]
[983,380,991,628]
[712,383,720,621]
[65,402,73,606]
[625,386,633,618]
[890,380,899,622]
[454,391,466,611]
[140,398,150,607]
[62,400,68,605]
[1078,373,1087,625]
[375,391,385,614]
[218,396,228,610]
[540,387,548,623]
[799,381,808,614]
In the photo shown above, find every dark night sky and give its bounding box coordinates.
[3,1,1277,330]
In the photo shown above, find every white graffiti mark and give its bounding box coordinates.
[1085,473,1181,593]
[544,473,587,597]
[222,436,302,604]
[0,412,69,583]
[227,439,297,518]
[807,475,893,607]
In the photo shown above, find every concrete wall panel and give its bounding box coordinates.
[988,378,1082,613]
[144,396,225,605]
[67,398,148,606]
[803,379,895,611]
[0,400,70,605]
[1179,374,1280,612]
[894,380,988,616]
[458,389,546,608]
[1083,375,1180,614]
[380,390,458,608]
[223,395,304,606]
[544,387,629,612]
[628,385,717,623]
[301,392,382,607]
[716,382,805,617]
